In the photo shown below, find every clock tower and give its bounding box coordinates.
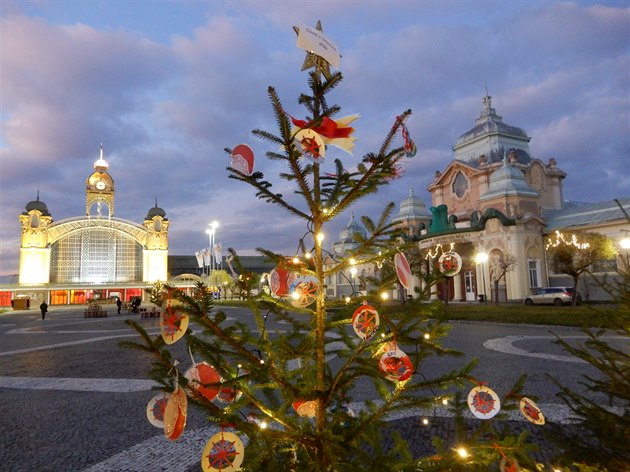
[86,144,115,217]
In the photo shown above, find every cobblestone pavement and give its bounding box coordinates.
[0,306,608,471]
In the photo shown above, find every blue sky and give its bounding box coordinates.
[1,0,629,275]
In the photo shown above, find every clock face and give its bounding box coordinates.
[95,181,106,190]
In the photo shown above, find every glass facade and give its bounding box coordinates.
[50,226,143,283]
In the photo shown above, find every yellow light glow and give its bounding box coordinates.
[304,252,312,259]
[259,421,268,429]
[350,267,358,277]
[344,296,351,303]
[456,447,468,459]
[421,418,429,425]
[545,230,590,250]
[349,258,356,265]
[424,333,430,340]
[620,237,630,250]
[292,257,300,264]
[474,252,488,264]
[442,398,449,406]
[316,232,325,243]
[381,292,389,300]
[291,291,300,300]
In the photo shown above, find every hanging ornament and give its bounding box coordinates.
[293,21,339,80]
[160,303,189,345]
[394,252,412,290]
[351,303,380,340]
[230,144,254,175]
[467,385,501,419]
[290,114,358,155]
[378,342,413,382]
[292,400,318,418]
[519,397,545,425]
[146,392,170,428]
[499,455,521,472]
[289,275,319,308]
[269,267,296,298]
[201,430,245,472]
[401,121,417,158]
[294,128,326,163]
[163,386,188,440]
[437,251,462,277]
[185,363,221,402]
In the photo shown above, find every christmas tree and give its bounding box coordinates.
[123,22,544,471]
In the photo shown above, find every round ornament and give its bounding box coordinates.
[185,363,221,402]
[394,252,412,290]
[201,431,245,472]
[292,400,318,418]
[160,304,189,345]
[467,385,501,420]
[294,128,326,163]
[289,276,318,308]
[378,344,413,382]
[519,397,545,425]
[499,455,521,472]
[437,251,462,277]
[351,304,379,340]
[269,268,296,298]
[230,144,254,175]
[163,387,188,440]
[146,392,170,428]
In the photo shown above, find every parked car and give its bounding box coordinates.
[524,287,581,306]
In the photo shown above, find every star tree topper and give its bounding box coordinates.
[293,21,340,80]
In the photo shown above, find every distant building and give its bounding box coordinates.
[1,146,169,307]
[394,93,629,302]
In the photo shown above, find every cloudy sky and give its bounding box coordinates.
[1,0,628,276]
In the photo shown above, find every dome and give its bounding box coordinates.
[337,214,366,244]
[394,188,431,222]
[24,192,50,216]
[146,199,166,219]
[480,158,538,200]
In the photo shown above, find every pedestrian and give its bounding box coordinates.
[40,301,48,320]
[116,297,122,314]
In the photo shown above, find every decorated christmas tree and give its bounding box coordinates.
[124,22,546,471]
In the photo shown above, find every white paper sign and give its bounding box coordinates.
[296,23,340,68]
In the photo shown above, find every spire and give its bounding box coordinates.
[94,143,109,170]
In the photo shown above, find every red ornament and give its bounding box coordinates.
[185,363,221,402]
[351,304,379,340]
[230,144,254,175]
[292,400,318,417]
[202,430,244,472]
[519,397,545,425]
[269,267,295,298]
[467,385,501,419]
[163,387,187,440]
[394,252,412,290]
[378,343,413,382]
[160,303,189,345]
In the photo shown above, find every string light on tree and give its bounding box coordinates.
[545,230,590,250]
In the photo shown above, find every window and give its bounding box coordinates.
[590,258,618,273]
[528,259,540,288]
[452,172,469,198]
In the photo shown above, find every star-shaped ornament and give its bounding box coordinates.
[293,21,336,80]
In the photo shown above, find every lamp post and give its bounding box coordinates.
[474,252,488,303]
[206,220,219,284]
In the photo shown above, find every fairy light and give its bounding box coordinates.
[424,333,430,340]
[349,258,356,265]
[304,252,312,259]
[442,398,449,406]
[545,230,590,250]
[380,292,389,300]
[456,447,469,459]
[421,418,429,426]
[259,420,268,429]
[316,232,325,244]
[425,242,455,260]
[350,267,358,277]
[292,256,300,264]
[344,296,351,303]
[259,359,265,365]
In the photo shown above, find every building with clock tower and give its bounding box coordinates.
[14,146,170,306]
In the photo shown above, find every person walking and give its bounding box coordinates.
[116,297,122,314]
[40,301,48,320]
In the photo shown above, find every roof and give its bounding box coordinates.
[543,198,630,231]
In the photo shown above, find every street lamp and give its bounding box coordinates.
[206,220,220,281]
[474,252,488,303]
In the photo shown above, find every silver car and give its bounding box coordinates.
[524,287,581,306]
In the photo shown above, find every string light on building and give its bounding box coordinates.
[425,242,455,260]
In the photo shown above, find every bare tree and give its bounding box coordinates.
[489,254,518,305]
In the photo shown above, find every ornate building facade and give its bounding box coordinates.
[10,147,169,305]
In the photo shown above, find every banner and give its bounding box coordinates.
[195,251,204,268]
